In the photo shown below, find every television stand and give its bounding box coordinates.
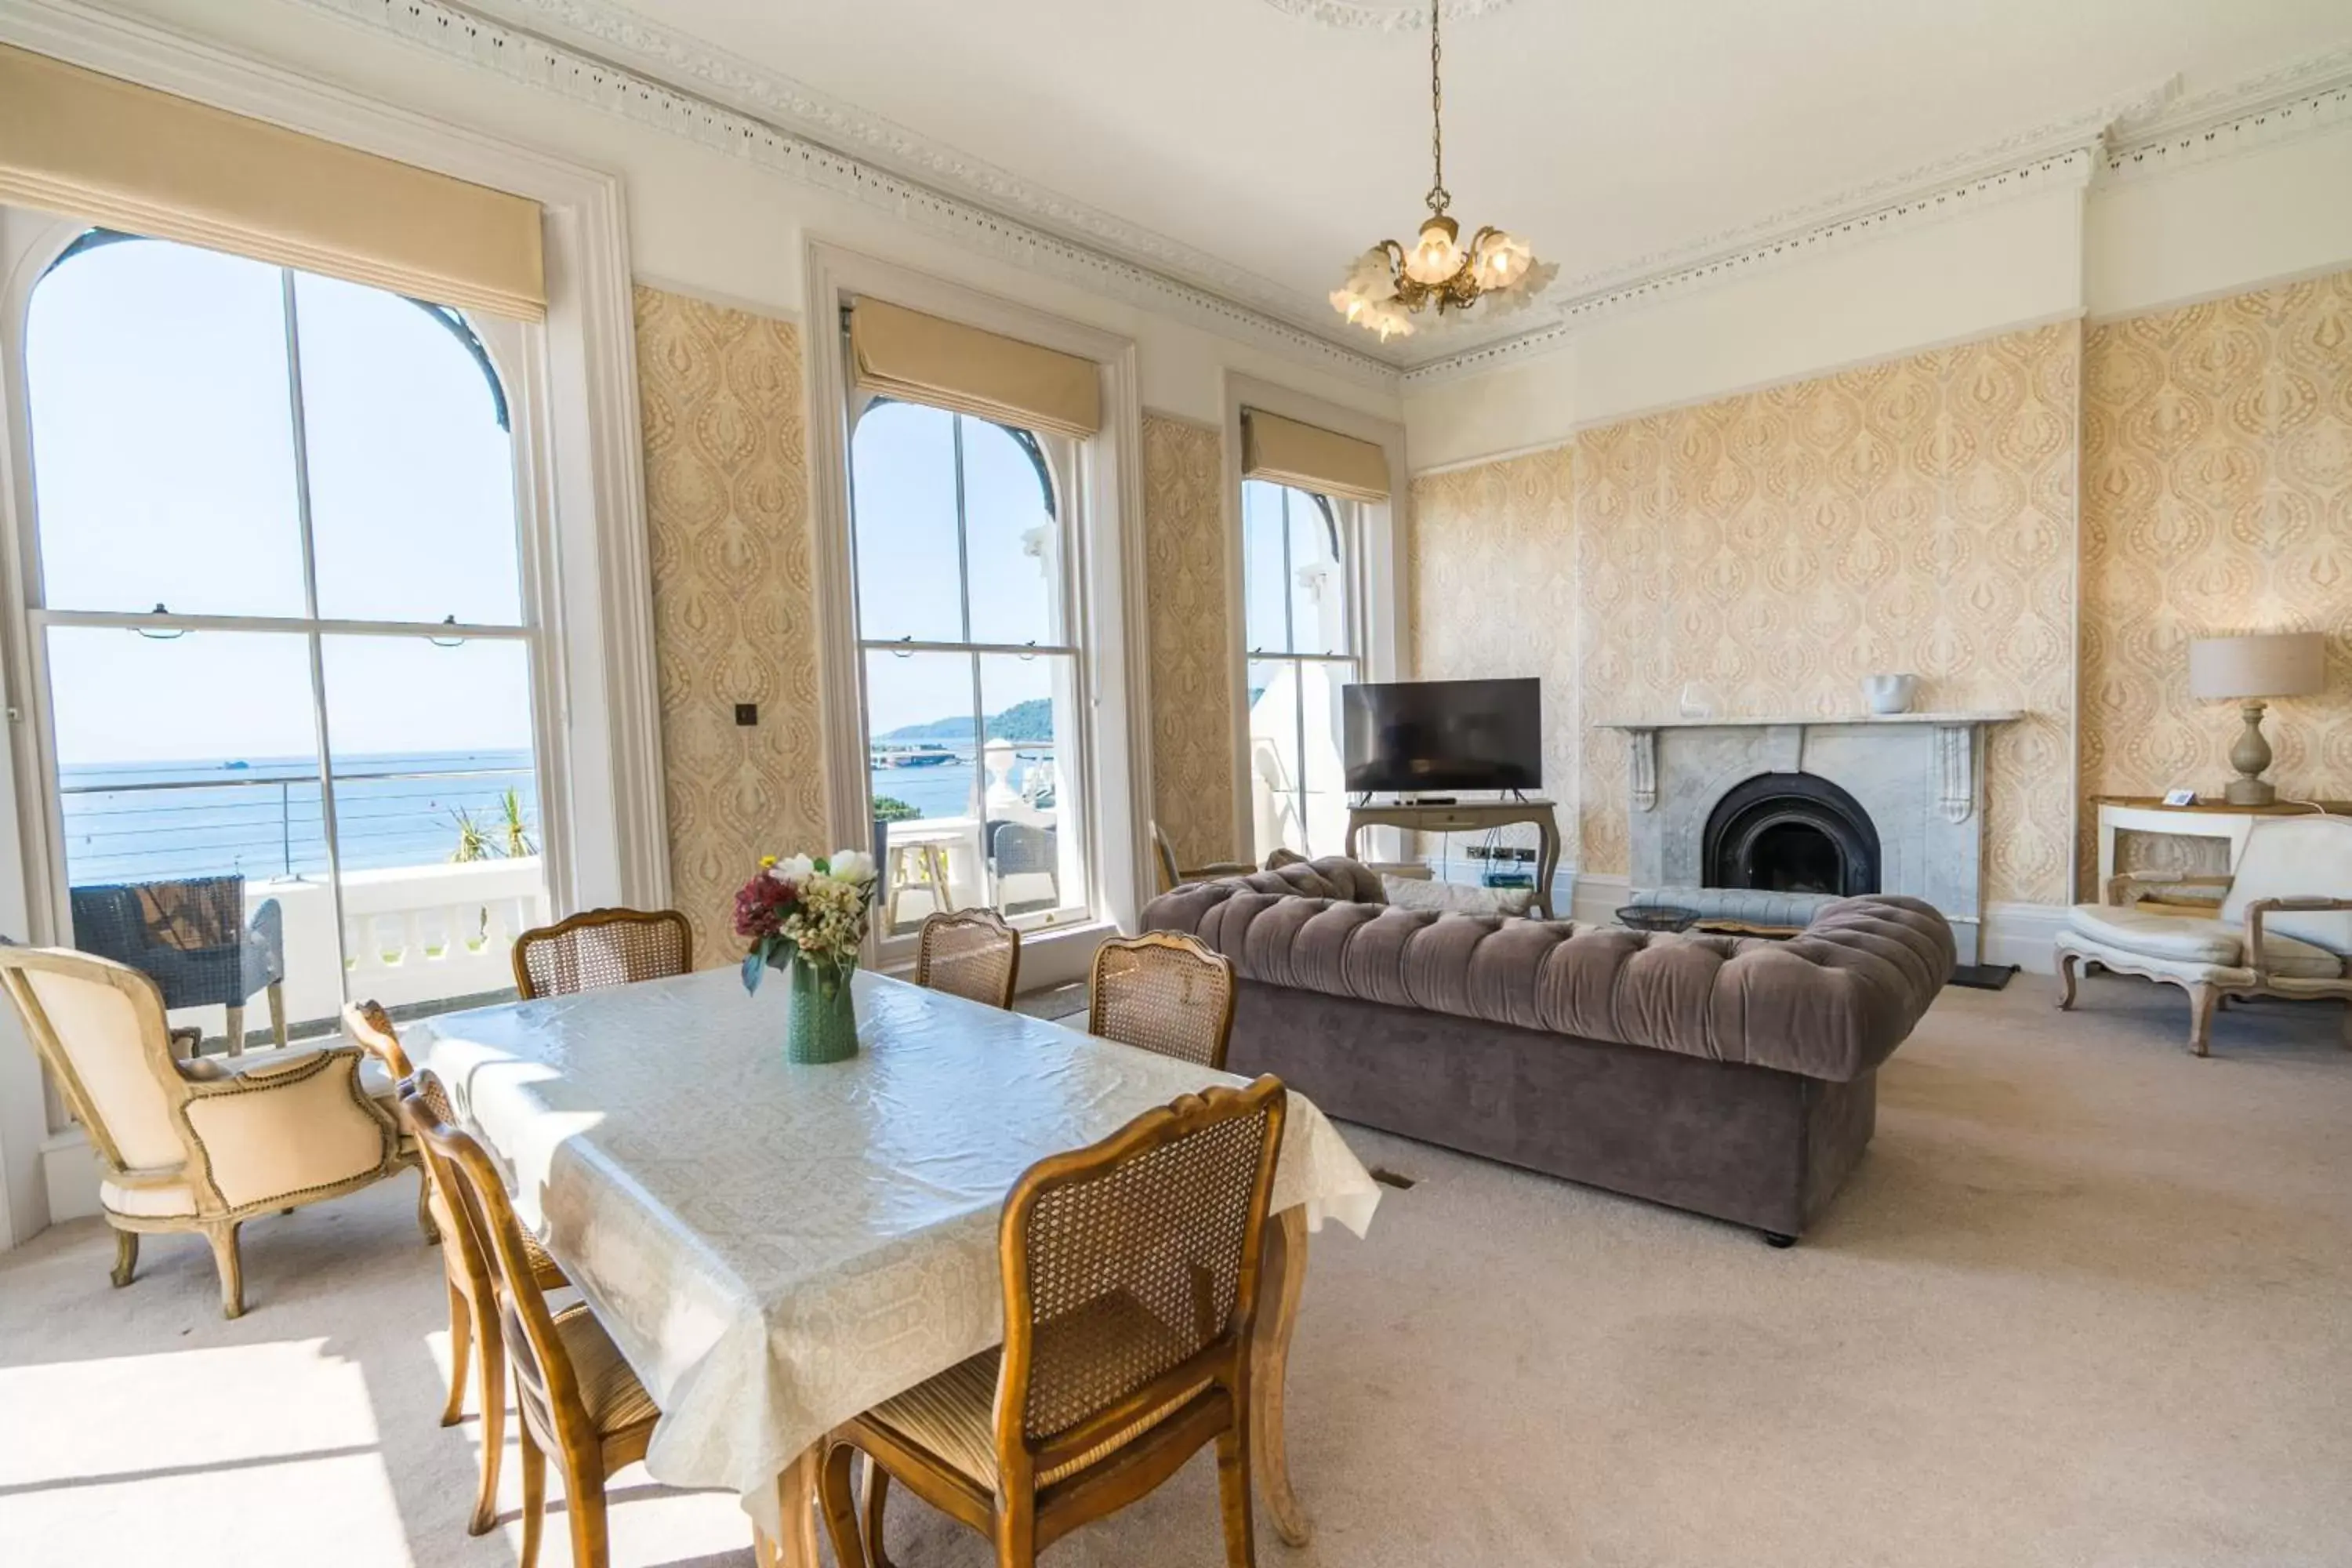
[1344,797,1564,920]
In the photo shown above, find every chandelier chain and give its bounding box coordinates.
[1427,0,1449,215]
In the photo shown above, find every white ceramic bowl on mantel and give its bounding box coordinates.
[1861,673,1920,715]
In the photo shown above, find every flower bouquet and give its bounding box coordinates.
[734,849,878,1063]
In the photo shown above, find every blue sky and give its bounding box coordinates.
[25,237,533,767]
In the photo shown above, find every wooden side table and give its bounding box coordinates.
[1343,798,1564,919]
[2092,795,2352,895]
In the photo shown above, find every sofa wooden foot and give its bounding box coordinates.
[2186,982,2217,1058]
[2056,952,2078,1011]
[1763,1232,1797,1249]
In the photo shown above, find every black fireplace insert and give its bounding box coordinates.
[1702,772,1880,897]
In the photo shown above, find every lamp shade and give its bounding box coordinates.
[2187,633,2326,701]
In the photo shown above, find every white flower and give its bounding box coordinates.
[775,853,817,882]
[829,848,877,884]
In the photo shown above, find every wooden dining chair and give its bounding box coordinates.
[819,1076,1289,1568]
[340,999,441,1246]
[512,906,693,1000]
[377,1036,569,1540]
[914,908,1022,1010]
[1088,931,1239,1071]
[1149,821,1254,894]
[403,1069,659,1568]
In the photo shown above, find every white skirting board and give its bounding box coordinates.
[1571,873,2061,975]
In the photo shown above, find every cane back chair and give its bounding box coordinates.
[914,908,1022,1010]
[0,946,401,1317]
[403,1070,659,1568]
[512,906,693,1000]
[820,1076,1289,1568]
[1149,822,1254,895]
[351,1001,564,1536]
[1089,931,1239,1072]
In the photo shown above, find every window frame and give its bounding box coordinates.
[2,219,563,955]
[846,394,1099,944]
[803,245,1151,992]
[1242,478,1363,859]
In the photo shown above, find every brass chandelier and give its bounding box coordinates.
[1330,0,1552,342]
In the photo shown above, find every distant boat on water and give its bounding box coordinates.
[881,744,956,768]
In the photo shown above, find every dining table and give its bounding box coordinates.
[410,964,1382,1564]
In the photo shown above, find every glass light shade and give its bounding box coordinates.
[1403,216,1464,286]
[1473,229,1534,291]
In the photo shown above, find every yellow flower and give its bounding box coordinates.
[759,855,779,868]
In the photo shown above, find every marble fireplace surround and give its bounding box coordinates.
[1595,713,2021,964]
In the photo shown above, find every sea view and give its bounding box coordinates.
[59,750,540,886]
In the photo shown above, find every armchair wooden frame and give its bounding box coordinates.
[512,906,695,1000]
[1088,931,1240,1073]
[913,908,1022,1010]
[404,1071,660,1568]
[819,1076,1289,1568]
[1150,822,1254,895]
[0,946,401,1317]
[2059,874,2352,1056]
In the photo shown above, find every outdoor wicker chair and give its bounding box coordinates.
[511,906,692,1000]
[820,1076,1288,1568]
[68,875,285,1055]
[914,908,1022,1009]
[1088,931,1239,1072]
[989,822,1059,913]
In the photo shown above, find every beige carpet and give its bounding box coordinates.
[3,973,2347,1567]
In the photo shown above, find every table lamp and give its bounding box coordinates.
[2188,632,2326,805]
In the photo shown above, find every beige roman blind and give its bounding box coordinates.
[849,298,1102,437]
[0,43,546,319]
[1242,409,1390,503]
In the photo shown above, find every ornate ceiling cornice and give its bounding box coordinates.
[278,1,2352,393]
[1254,0,1520,31]
[300,0,1404,387]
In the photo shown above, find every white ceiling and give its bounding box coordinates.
[477,0,2352,363]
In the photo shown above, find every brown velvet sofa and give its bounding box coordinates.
[1140,858,1954,1243]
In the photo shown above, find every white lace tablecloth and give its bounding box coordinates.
[411,967,1380,1532]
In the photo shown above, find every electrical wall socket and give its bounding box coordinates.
[1463,845,1537,863]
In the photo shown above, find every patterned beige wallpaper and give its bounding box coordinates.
[1141,413,1242,869]
[1408,446,1580,842]
[1577,323,2082,906]
[634,285,831,967]
[2081,270,2352,887]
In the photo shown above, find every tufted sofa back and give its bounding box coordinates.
[1141,871,1953,1083]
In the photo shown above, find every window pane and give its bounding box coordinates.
[1246,657,1305,858]
[1241,480,1290,655]
[961,418,1062,648]
[851,401,964,643]
[27,238,307,617]
[321,637,546,1012]
[49,626,343,1047]
[1288,493,1348,657]
[296,274,521,625]
[866,648,982,935]
[1296,658,1353,856]
[980,652,1087,921]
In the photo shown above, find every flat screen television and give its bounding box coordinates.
[1343,677,1542,794]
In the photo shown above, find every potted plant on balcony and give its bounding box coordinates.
[734,849,878,1064]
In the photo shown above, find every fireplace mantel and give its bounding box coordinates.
[1593,710,2024,964]
[1595,711,2022,730]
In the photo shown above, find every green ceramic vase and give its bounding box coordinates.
[782,953,859,1065]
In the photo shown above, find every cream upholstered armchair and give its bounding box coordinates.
[0,946,405,1317]
[2056,815,2352,1056]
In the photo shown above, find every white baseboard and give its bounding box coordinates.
[42,1128,99,1224]
[1982,902,2067,975]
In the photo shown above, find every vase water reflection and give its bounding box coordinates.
[782,953,859,1065]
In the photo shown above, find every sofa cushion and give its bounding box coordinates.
[2065,905,2343,978]
[1140,878,1954,1083]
